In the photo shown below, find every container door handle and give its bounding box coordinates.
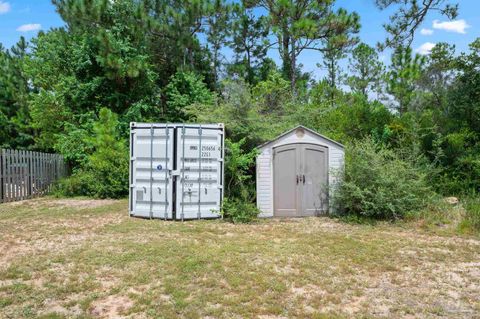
[303,175,305,184]
[296,175,299,184]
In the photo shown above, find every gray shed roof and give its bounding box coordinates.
[257,125,344,150]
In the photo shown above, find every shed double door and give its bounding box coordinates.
[273,144,328,217]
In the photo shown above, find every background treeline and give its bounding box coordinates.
[0,0,478,229]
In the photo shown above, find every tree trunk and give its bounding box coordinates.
[280,29,291,81]
[291,38,296,93]
[246,49,253,84]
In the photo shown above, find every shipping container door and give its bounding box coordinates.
[131,127,174,219]
[176,127,222,219]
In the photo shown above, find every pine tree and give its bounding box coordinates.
[347,43,385,97]
[387,46,425,113]
[246,0,359,91]
[229,8,270,85]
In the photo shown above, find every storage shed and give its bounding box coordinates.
[256,126,344,217]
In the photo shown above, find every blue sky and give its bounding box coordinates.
[0,0,478,80]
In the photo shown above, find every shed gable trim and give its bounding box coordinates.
[257,125,344,150]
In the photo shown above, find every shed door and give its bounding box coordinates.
[131,127,174,219]
[302,145,328,216]
[273,145,301,217]
[273,144,328,217]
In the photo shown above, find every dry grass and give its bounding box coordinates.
[0,198,479,318]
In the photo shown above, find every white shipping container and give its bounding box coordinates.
[129,123,224,220]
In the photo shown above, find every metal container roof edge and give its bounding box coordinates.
[131,122,224,129]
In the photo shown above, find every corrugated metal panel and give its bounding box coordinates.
[129,123,224,220]
[130,125,174,219]
[176,125,223,220]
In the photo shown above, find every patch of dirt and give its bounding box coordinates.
[49,199,118,209]
[290,284,326,299]
[3,197,118,210]
[0,200,124,270]
[90,295,134,318]
[41,298,83,318]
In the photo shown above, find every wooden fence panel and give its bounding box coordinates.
[0,149,67,203]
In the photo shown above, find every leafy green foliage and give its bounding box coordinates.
[85,108,129,198]
[0,37,32,148]
[221,197,259,223]
[228,9,270,84]
[249,0,360,89]
[376,0,458,49]
[224,138,258,200]
[218,138,259,223]
[460,196,480,233]
[332,138,433,220]
[165,71,215,120]
[386,46,425,113]
[56,108,128,198]
[347,43,385,97]
[54,116,95,167]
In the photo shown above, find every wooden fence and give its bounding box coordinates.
[0,149,67,203]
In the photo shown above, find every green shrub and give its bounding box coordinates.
[219,138,259,223]
[55,108,128,199]
[221,197,259,223]
[165,71,215,121]
[224,138,258,199]
[332,138,433,220]
[459,197,480,234]
[54,171,97,197]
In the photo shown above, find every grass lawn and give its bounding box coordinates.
[0,198,479,318]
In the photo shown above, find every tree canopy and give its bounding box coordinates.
[3,0,479,201]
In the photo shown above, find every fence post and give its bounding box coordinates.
[31,151,35,198]
[5,149,9,202]
[28,151,32,199]
[10,149,14,202]
[0,149,3,204]
[18,150,25,200]
[6,149,11,202]
[35,151,39,197]
[15,149,19,201]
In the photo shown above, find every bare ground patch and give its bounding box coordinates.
[90,294,134,318]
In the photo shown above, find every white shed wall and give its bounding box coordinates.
[256,128,344,217]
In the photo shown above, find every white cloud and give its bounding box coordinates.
[416,42,436,55]
[433,19,470,34]
[420,28,434,35]
[0,1,11,14]
[16,23,42,32]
